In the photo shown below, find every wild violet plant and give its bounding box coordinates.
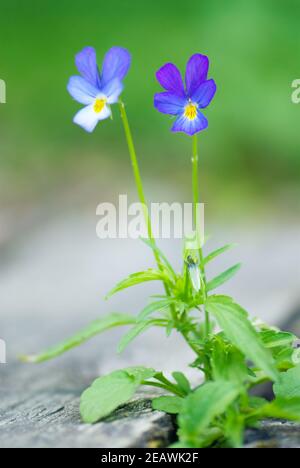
[23,46,300,448]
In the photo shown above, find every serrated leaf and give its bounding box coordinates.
[152,396,184,414]
[207,264,241,292]
[21,313,136,363]
[204,244,236,265]
[274,364,300,399]
[178,381,240,445]
[206,296,278,381]
[137,298,175,322]
[80,366,155,423]
[118,321,153,353]
[106,269,169,299]
[172,372,191,395]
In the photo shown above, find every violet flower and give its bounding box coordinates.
[154,54,216,136]
[67,46,131,132]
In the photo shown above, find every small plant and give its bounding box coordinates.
[23,46,300,448]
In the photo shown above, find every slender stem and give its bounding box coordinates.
[119,100,177,322]
[192,134,210,339]
[119,100,154,243]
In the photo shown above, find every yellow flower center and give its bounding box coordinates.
[184,102,197,121]
[94,98,106,113]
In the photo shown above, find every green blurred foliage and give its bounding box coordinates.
[0,0,300,210]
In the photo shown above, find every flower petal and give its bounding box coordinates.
[75,47,101,88]
[171,111,208,136]
[73,104,111,133]
[102,78,124,104]
[154,92,186,115]
[67,76,99,104]
[191,79,217,108]
[185,54,209,96]
[156,63,185,97]
[101,47,131,87]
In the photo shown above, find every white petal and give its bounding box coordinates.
[97,104,111,121]
[73,104,111,133]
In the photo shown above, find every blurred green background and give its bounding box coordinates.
[0,0,299,218]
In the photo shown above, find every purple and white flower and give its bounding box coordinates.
[67,46,131,132]
[154,54,217,136]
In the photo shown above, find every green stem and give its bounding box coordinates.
[119,100,177,322]
[192,135,210,339]
[119,100,154,243]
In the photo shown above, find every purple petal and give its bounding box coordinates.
[101,47,131,87]
[102,78,124,104]
[75,47,101,88]
[154,92,186,115]
[185,54,209,96]
[171,111,208,136]
[191,79,217,108]
[156,63,185,97]
[67,76,99,105]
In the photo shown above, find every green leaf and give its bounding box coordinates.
[172,372,191,395]
[152,396,184,414]
[224,408,244,448]
[259,329,296,348]
[204,244,236,265]
[140,238,176,278]
[106,269,169,299]
[118,321,154,353]
[259,397,300,421]
[274,364,300,399]
[211,337,249,386]
[125,366,157,381]
[137,298,175,322]
[80,366,155,423]
[178,381,240,445]
[207,264,241,292]
[206,296,278,381]
[21,313,136,363]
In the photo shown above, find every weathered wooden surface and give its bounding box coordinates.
[1,211,300,447]
[0,359,176,448]
[245,421,300,449]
